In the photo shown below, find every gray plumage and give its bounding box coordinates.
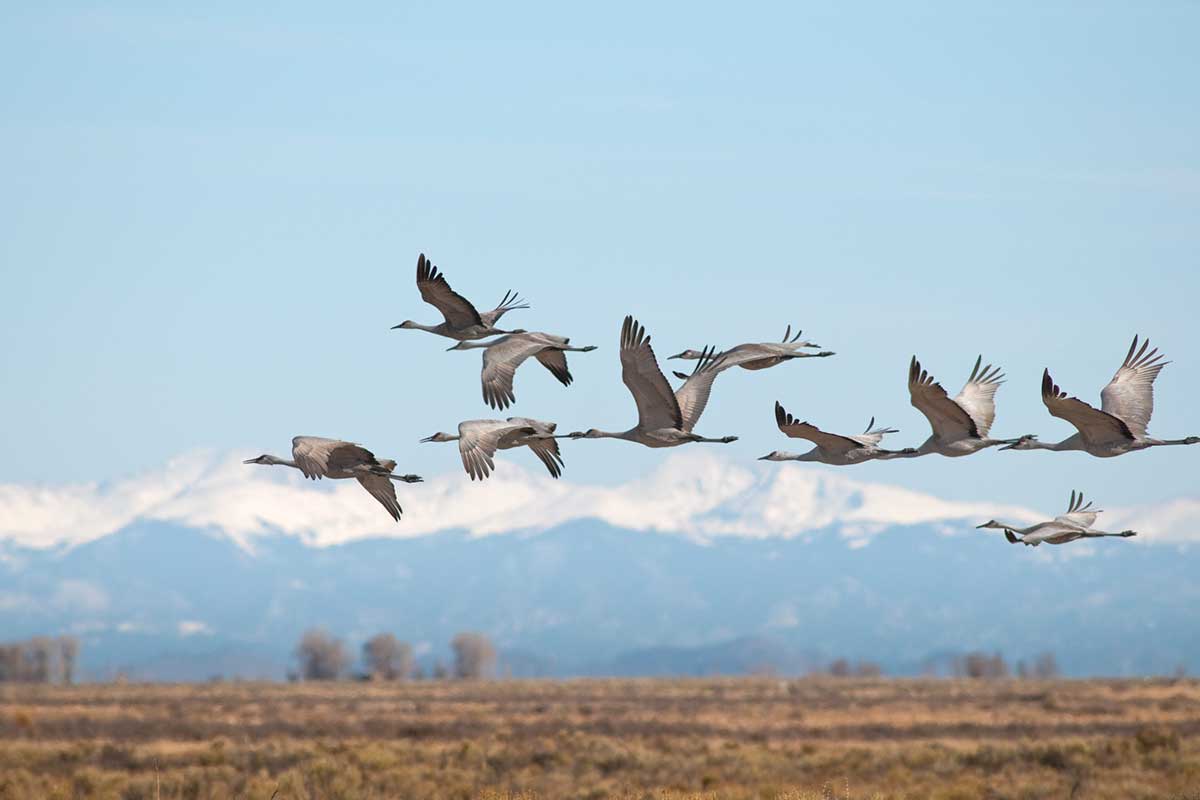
[243,437,423,522]
[391,253,529,341]
[1004,336,1199,457]
[447,332,598,410]
[568,316,738,448]
[669,324,834,375]
[421,418,565,481]
[759,402,916,466]
[908,355,1028,457]
[976,490,1137,546]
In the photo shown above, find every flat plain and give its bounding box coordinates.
[1,678,1198,799]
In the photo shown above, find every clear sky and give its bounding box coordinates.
[2,2,1198,513]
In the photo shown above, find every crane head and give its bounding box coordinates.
[243,454,275,465]
[668,349,704,360]
[975,520,1005,530]
[757,451,796,462]
[391,320,418,330]
[419,432,455,443]
[1000,435,1038,451]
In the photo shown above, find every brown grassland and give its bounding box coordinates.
[1,677,1199,799]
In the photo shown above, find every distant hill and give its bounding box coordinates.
[2,516,1198,681]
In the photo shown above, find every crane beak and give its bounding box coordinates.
[667,352,686,360]
[390,324,404,330]
[242,458,256,464]
[419,435,436,443]
[975,522,989,528]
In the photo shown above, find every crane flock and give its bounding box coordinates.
[245,253,1199,544]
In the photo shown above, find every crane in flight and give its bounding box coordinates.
[1003,336,1200,457]
[391,253,529,341]
[243,437,422,521]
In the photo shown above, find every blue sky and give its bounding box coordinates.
[2,2,1198,513]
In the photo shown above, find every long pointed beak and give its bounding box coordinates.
[419,436,436,443]
[668,352,686,360]
[390,324,404,330]
[445,344,458,351]
[242,458,257,464]
[757,454,772,461]
[975,523,989,528]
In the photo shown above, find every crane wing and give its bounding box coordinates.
[479,335,544,410]
[504,415,564,476]
[954,356,1005,437]
[1099,335,1168,440]
[290,437,348,479]
[675,346,726,432]
[534,348,574,387]
[846,416,899,447]
[416,254,483,328]
[1053,489,1101,529]
[774,402,862,454]
[1042,369,1134,446]
[908,357,980,441]
[354,474,402,521]
[619,316,683,431]
[479,289,530,327]
[457,420,534,481]
[520,432,565,478]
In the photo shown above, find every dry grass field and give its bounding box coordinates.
[1,677,1199,799]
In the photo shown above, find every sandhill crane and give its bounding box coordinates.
[976,490,1137,546]
[1002,336,1200,457]
[391,253,529,341]
[668,325,834,374]
[243,437,422,521]
[567,316,738,447]
[908,355,1028,457]
[447,332,598,410]
[421,418,565,480]
[759,402,917,466]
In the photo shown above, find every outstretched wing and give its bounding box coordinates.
[908,357,980,441]
[1054,489,1101,529]
[354,474,402,521]
[1042,369,1134,446]
[1100,335,1168,440]
[479,334,545,410]
[534,348,573,387]
[954,356,1005,438]
[675,346,727,432]
[774,402,862,454]
[291,437,375,479]
[501,416,564,477]
[416,253,483,328]
[457,420,533,481]
[619,316,683,431]
[847,416,899,448]
[479,289,530,327]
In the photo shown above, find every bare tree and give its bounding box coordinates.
[960,651,1009,679]
[362,633,414,681]
[1032,652,1059,679]
[854,661,882,678]
[295,629,348,681]
[828,658,851,677]
[451,632,496,680]
[0,644,23,682]
[59,637,79,685]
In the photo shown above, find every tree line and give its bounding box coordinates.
[293,629,497,681]
[0,636,80,684]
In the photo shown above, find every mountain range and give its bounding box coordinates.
[2,451,1198,680]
